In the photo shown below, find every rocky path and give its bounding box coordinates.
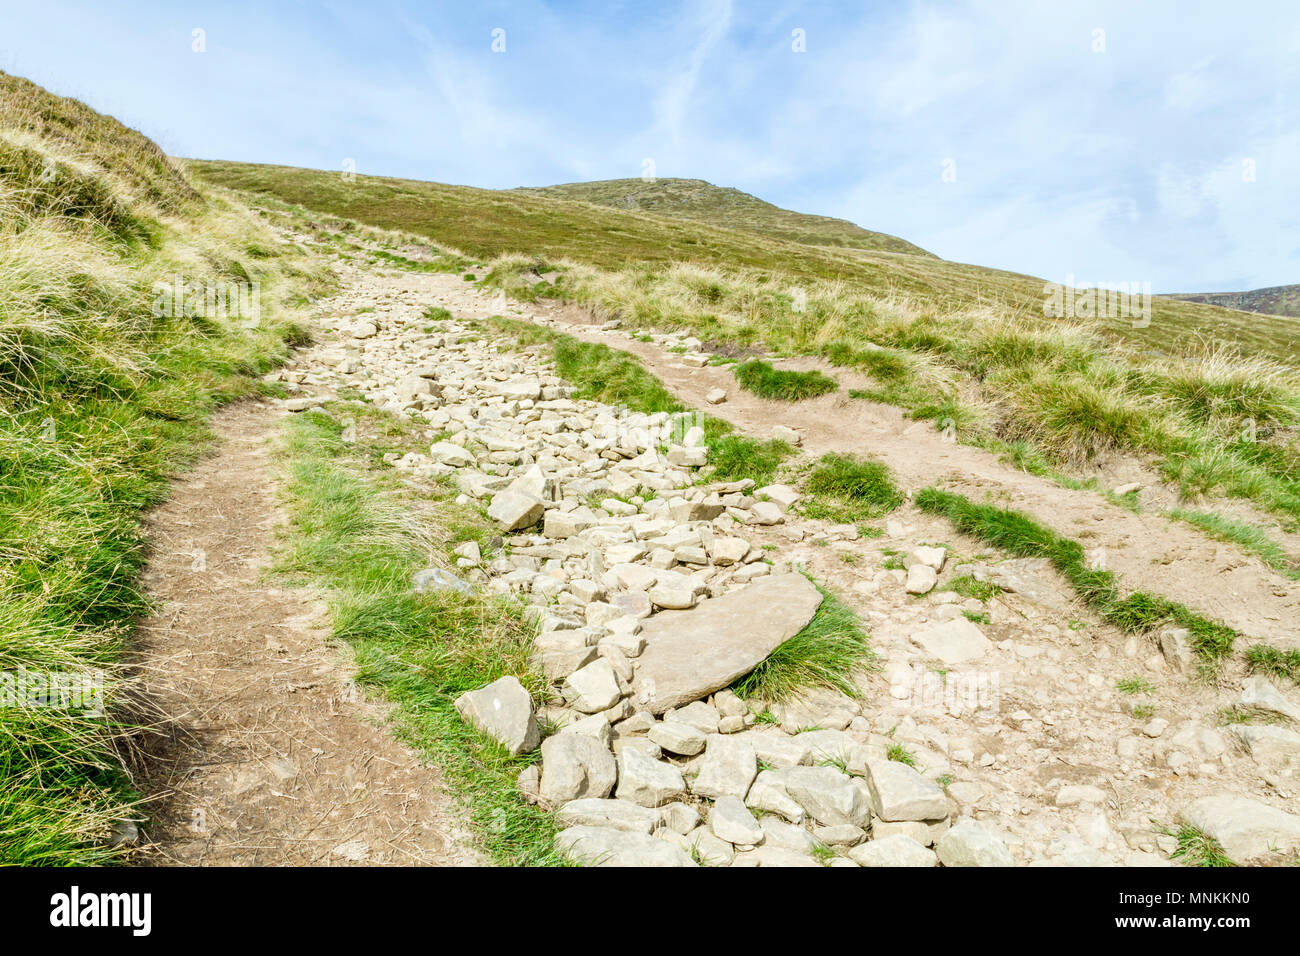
[257,247,1300,867]
[132,402,480,866]
[466,287,1300,648]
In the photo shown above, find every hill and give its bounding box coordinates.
[512,177,934,257]
[1166,283,1300,318]
[191,160,1298,366]
[0,70,197,219]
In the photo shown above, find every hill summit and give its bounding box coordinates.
[513,177,934,257]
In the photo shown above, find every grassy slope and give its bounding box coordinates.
[513,177,934,256]
[190,159,1298,364]
[0,72,328,864]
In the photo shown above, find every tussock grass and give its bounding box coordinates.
[276,410,566,865]
[1,70,197,216]
[1244,645,1300,684]
[915,488,1240,665]
[733,359,837,401]
[709,435,794,485]
[800,453,904,523]
[732,586,875,702]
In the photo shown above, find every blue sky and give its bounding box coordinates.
[2,0,1296,293]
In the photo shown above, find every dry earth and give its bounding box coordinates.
[131,403,480,866]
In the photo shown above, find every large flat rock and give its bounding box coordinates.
[630,573,822,714]
[1179,795,1300,862]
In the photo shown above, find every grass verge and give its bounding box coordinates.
[1168,508,1300,580]
[1,73,326,863]
[274,408,567,865]
[914,487,1240,668]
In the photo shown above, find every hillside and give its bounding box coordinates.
[0,70,197,217]
[1167,283,1300,318]
[190,160,1298,367]
[513,178,934,257]
[0,70,326,865]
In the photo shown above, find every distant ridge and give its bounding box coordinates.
[1165,283,1300,318]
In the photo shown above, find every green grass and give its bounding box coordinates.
[810,841,838,866]
[275,410,567,866]
[915,487,1241,667]
[484,317,682,414]
[733,359,837,401]
[3,69,198,217]
[731,585,875,702]
[708,435,794,485]
[948,574,1002,602]
[190,160,1300,362]
[885,744,916,766]
[191,161,937,281]
[1244,644,1300,684]
[1116,677,1155,695]
[1165,824,1236,867]
[1168,508,1299,579]
[800,452,904,523]
[0,70,330,863]
[513,178,933,256]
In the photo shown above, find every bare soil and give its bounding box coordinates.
[130,401,479,866]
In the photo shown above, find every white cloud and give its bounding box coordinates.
[650,0,733,148]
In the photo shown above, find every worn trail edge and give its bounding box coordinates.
[132,402,479,866]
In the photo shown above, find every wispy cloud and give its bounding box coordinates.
[0,0,1294,291]
[651,0,733,148]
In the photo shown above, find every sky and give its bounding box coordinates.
[1,0,1296,293]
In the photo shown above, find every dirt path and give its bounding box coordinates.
[131,401,480,866]
[401,271,1299,648]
